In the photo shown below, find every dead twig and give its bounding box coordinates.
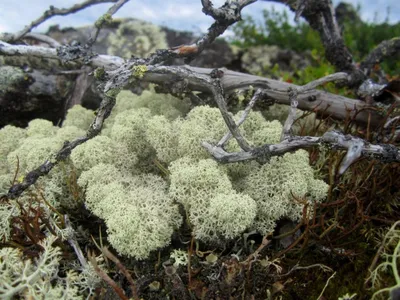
[1,0,119,43]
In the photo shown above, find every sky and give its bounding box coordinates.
[0,0,399,35]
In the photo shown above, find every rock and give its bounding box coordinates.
[240,45,312,76]
[0,65,72,128]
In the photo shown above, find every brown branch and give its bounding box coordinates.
[1,0,119,43]
[89,251,129,300]
[102,247,139,300]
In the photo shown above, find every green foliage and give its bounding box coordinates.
[231,7,323,53]
[231,4,400,75]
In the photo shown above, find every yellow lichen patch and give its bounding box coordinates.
[131,65,148,79]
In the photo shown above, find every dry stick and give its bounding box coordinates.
[262,0,364,86]
[64,215,88,268]
[211,78,252,151]
[23,33,61,48]
[282,73,348,141]
[87,0,130,47]
[217,88,263,147]
[242,234,272,265]
[317,271,337,300]
[203,130,400,164]
[2,0,119,43]
[274,263,333,279]
[148,0,256,65]
[102,247,139,300]
[281,87,299,141]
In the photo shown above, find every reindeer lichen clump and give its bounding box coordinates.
[1,89,328,259]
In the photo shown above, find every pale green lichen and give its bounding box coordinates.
[174,106,227,159]
[0,90,329,260]
[0,235,82,299]
[0,199,19,241]
[168,158,253,240]
[0,66,26,96]
[240,149,329,234]
[7,136,63,173]
[107,19,168,58]
[0,125,26,174]
[70,135,138,173]
[77,164,181,259]
[26,119,58,137]
[62,105,94,130]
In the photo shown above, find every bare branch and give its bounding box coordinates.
[360,37,400,77]
[261,0,365,86]
[23,33,61,48]
[147,0,257,65]
[201,0,257,22]
[217,89,265,147]
[281,72,348,140]
[297,72,349,92]
[0,40,385,126]
[64,215,88,268]
[1,0,119,43]
[203,131,400,165]
[87,0,130,47]
[0,40,124,69]
[281,88,299,141]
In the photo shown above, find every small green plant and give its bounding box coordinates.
[231,7,323,53]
